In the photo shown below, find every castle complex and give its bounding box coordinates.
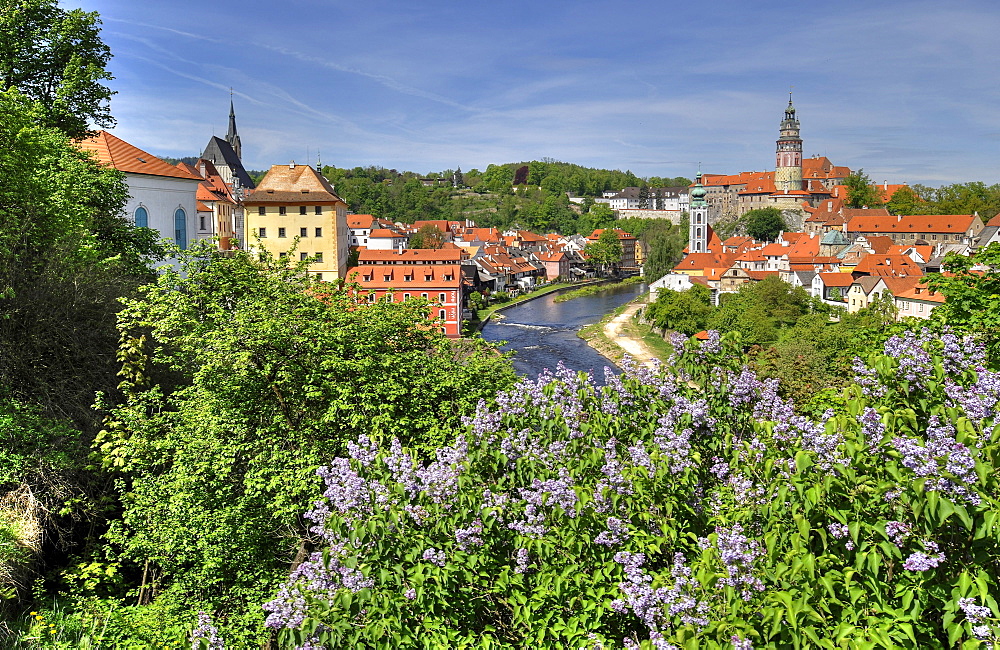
[700,96,853,228]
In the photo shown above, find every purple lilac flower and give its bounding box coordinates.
[346,434,378,466]
[959,597,993,624]
[454,519,484,550]
[190,612,224,650]
[422,547,446,567]
[892,416,982,506]
[859,407,887,450]
[972,625,992,641]
[713,524,765,601]
[611,551,709,633]
[263,549,369,629]
[404,587,417,600]
[595,516,631,546]
[945,368,1000,424]
[852,357,886,398]
[510,467,579,536]
[296,637,324,650]
[514,548,531,574]
[827,523,849,539]
[903,540,945,572]
[885,521,911,547]
[731,635,754,650]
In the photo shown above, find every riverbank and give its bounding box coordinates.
[578,292,666,368]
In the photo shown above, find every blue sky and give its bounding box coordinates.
[73,0,1000,186]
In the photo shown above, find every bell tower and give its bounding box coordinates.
[689,172,709,253]
[774,94,802,193]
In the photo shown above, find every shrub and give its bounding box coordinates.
[261,328,1000,648]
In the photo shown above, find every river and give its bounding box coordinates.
[480,282,647,381]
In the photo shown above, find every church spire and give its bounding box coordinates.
[226,91,242,159]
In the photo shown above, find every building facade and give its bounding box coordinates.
[244,163,350,280]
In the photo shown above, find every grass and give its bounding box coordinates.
[553,276,643,303]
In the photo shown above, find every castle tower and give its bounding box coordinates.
[689,172,709,253]
[774,94,802,193]
[226,98,242,160]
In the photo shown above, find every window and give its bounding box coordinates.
[300,206,307,215]
[368,293,376,303]
[403,293,410,300]
[315,227,323,237]
[439,309,446,320]
[174,208,187,249]
[199,215,206,231]
[314,252,323,262]
[279,206,287,215]
[315,206,322,215]
[300,252,308,261]
[300,227,308,237]
[134,206,148,228]
[383,274,392,281]
[258,206,266,215]
[279,252,288,259]
[278,227,287,238]
[421,292,428,299]
[259,227,267,238]
[439,293,446,303]
[316,273,323,280]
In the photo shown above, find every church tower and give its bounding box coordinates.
[226,98,242,160]
[689,172,709,253]
[774,94,802,193]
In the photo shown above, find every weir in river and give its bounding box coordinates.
[480,282,647,382]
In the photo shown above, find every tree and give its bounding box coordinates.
[886,185,921,216]
[844,169,883,209]
[409,224,446,249]
[0,0,115,138]
[98,246,516,643]
[646,284,713,335]
[640,220,686,281]
[925,242,1000,358]
[638,184,650,209]
[588,203,616,230]
[743,207,786,242]
[584,229,623,273]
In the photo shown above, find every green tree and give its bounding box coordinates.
[584,228,623,273]
[641,220,686,281]
[743,207,786,242]
[925,242,1000,358]
[409,224,446,249]
[844,169,883,209]
[0,0,115,138]
[886,185,921,216]
[588,203,616,230]
[99,246,515,642]
[646,284,712,335]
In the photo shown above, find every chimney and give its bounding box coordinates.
[290,160,296,169]
[884,181,888,190]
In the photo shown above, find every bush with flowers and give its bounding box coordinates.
[259,328,1000,649]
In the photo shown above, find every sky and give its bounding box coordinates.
[71,0,1000,187]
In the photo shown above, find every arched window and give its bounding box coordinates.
[134,206,148,228]
[174,208,187,249]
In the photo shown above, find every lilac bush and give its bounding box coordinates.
[261,330,1000,648]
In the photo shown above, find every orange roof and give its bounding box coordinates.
[818,272,855,287]
[744,270,779,281]
[347,264,462,290]
[358,248,463,263]
[853,254,923,277]
[247,164,344,204]
[589,228,637,241]
[348,214,378,229]
[77,131,201,180]
[412,220,451,233]
[848,214,978,234]
[863,236,896,254]
[368,228,404,238]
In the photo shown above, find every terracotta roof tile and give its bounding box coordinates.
[77,131,202,180]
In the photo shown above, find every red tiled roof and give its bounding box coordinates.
[818,272,855,287]
[358,249,463,263]
[848,214,977,234]
[77,131,202,180]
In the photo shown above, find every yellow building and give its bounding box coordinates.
[244,163,350,280]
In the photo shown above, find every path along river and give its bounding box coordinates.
[480,282,647,381]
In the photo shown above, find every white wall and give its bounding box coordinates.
[124,173,200,253]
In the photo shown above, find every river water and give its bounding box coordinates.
[480,283,647,381]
